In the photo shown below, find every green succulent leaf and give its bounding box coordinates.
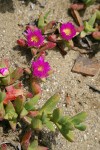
[44,11,51,21]
[9,119,17,131]
[45,120,55,132]
[25,94,40,111]
[14,96,24,114]
[20,107,28,118]
[58,116,70,125]
[28,140,38,150]
[31,118,42,130]
[59,126,74,142]
[0,91,6,102]
[52,108,63,123]
[4,102,18,120]
[39,93,60,114]
[70,112,87,125]
[88,13,96,26]
[75,123,86,131]
[38,14,45,30]
[82,0,96,6]
[0,102,5,120]
[96,10,100,20]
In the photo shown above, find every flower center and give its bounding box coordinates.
[63,28,71,35]
[31,36,38,42]
[38,66,43,71]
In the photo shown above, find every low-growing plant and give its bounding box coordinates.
[0,87,87,149]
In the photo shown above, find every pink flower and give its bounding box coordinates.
[0,68,9,76]
[32,57,51,78]
[60,22,76,40]
[26,29,44,48]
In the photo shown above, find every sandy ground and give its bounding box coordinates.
[0,0,100,150]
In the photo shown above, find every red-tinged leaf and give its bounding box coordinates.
[14,82,23,89]
[30,78,42,95]
[76,26,84,33]
[10,67,23,85]
[28,111,39,117]
[43,21,56,32]
[3,86,24,104]
[92,31,100,40]
[21,130,32,150]
[25,92,33,98]
[31,48,38,56]
[0,144,7,150]
[48,34,57,42]
[26,25,38,31]
[24,67,31,75]
[39,42,56,51]
[17,39,27,47]
[71,3,85,10]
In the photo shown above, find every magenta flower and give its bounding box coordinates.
[60,22,76,40]
[0,68,9,76]
[32,57,51,78]
[26,29,44,48]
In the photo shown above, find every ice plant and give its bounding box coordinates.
[0,68,9,76]
[32,57,51,78]
[26,29,44,48]
[60,22,76,41]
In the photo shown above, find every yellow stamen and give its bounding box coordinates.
[63,28,71,35]
[31,36,38,42]
[38,66,43,71]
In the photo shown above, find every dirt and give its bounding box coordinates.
[0,0,100,150]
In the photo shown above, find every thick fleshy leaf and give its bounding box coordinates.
[59,127,74,142]
[4,101,18,120]
[88,13,96,26]
[0,75,10,85]
[9,67,23,85]
[25,94,40,111]
[0,91,6,102]
[82,0,96,6]
[0,102,5,120]
[3,86,24,104]
[96,10,100,19]
[92,31,100,40]
[21,130,32,150]
[58,116,70,125]
[75,124,86,131]
[45,120,55,132]
[14,95,25,114]
[70,112,87,125]
[43,21,56,32]
[39,42,56,51]
[38,13,45,30]
[71,3,85,10]
[39,93,60,114]
[31,118,42,130]
[0,144,7,150]
[28,140,48,150]
[20,107,28,118]
[31,78,42,95]
[52,108,62,123]
[9,119,17,131]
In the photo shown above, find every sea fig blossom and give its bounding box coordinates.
[32,57,51,78]
[0,68,9,76]
[26,29,44,48]
[60,22,76,40]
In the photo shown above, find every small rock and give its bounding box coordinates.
[72,55,100,76]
